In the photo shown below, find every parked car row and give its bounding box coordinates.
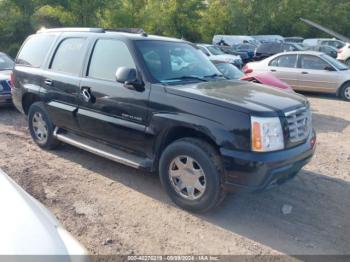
[213,34,350,65]
[244,51,350,101]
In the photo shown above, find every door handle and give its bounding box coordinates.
[301,71,309,74]
[81,87,92,103]
[44,79,53,86]
[270,69,277,72]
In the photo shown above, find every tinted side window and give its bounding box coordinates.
[50,38,86,75]
[269,55,297,68]
[300,55,329,70]
[16,35,55,67]
[88,39,135,81]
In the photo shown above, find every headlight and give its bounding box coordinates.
[251,116,284,152]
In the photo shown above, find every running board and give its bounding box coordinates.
[53,128,152,170]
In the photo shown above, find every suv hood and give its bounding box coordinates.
[165,80,308,117]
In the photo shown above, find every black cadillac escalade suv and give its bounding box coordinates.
[12,28,316,212]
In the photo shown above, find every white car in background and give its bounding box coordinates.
[0,169,88,259]
[302,38,345,49]
[244,51,350,101]
[196,44,243,68]
[337,42,350,65]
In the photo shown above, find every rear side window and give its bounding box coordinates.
[50,38,86,75]
[269,55,297,68]
[88,39,135,81]
[16,35,55,67]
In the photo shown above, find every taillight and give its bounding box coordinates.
[243,65,253,74]
[10,72,14,89]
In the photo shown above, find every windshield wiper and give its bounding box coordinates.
[161,75,208,83]
[203,73,225,79]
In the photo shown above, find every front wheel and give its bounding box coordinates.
[345,59,350,66]
[340,84,350,102]
[159,138,226,213]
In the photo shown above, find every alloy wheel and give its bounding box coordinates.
[168,155,207,200]
[344,86,350,100]
[32,112,48,143]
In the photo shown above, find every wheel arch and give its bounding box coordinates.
[337,80,350,96]
[153,125,220,172]
[22,93,42,115]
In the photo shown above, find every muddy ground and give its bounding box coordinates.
[0,93,349,256]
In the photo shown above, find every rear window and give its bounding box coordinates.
[257,43,281,53]
[16,35,55,67]
[50,38,87,75]
[0,53,14,70]
[269,55,297,68]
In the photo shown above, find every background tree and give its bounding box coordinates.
[1,0,350,57]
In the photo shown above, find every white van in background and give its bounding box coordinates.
[251,35,284,43]
[212,35,260,46]
[303,38,345,49]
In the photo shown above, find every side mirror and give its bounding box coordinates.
[116,67,144,91]
[324,66,335,71]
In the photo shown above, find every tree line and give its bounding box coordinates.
[1,0,350,57]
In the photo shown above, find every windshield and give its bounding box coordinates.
[321,54,349,70]
[136,41,222,84]
[293,43,305,50]
[0,54,14,70]
[206,46,225,55]
[215,63,244,80]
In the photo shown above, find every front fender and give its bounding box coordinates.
[148,111,250,155]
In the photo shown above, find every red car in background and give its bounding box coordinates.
[213,61,294,92]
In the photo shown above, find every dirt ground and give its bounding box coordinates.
[0,92,349,256]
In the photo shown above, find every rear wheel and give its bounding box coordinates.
[28,102,60,149]
[340,84,350,102]
[159,138,226,213]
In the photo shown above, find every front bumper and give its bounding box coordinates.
[0,93,12,105]
[220,130,316,192]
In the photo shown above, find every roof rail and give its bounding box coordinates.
[105,28,148,36]
[37,27,105,34]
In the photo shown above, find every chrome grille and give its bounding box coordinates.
[285,107,311,143]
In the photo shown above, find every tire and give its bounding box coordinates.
[339,83,350,102]
[28,102,60,149]
[159,138,226,213]
[345,59,350,66]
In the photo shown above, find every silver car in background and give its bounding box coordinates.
[0,169,88,259]
[244,51,350,101]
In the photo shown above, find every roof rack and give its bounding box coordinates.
[105,28,148,36]
[37,27,105,34]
